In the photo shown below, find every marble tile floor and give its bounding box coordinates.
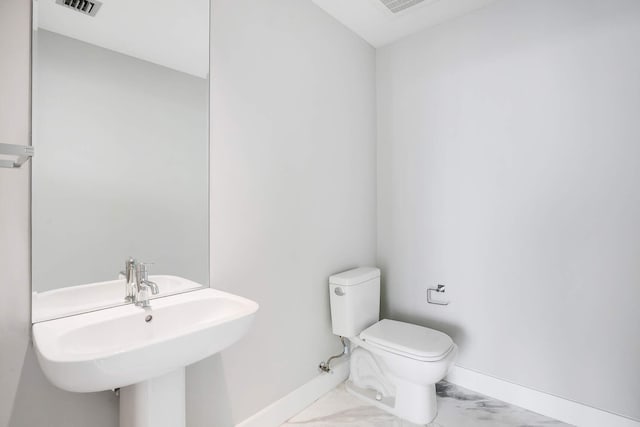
[281,381,571,427]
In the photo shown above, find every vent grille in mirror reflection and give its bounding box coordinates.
[379,0,425,14]
[55,0,102,17]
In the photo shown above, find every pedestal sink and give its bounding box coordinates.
[32,286,259,427]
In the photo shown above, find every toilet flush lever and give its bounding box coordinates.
[334,287,345,296]
[427,284,449,306]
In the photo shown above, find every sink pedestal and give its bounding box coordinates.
[120,368,185,427]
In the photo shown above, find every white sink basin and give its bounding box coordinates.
[33,287,258,393]
[32,275,204,323]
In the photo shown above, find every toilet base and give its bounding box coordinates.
[345,378,436,426]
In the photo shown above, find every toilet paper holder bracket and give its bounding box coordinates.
[427,284,449,306]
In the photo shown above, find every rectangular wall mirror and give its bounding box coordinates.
[31,0,210,322]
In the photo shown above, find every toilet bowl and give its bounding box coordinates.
[349,319,458,424]
[329,268,457,425]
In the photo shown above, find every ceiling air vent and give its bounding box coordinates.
[55,0,102,17]
[379,0,426,14]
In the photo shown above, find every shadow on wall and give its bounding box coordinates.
[6,345,236,427]
[8,345,118,427]
[187,354,235,427]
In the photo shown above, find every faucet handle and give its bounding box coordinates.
[135,262,154,282]
[122,257,136,279]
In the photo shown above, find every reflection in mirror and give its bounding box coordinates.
[31,0,210,322]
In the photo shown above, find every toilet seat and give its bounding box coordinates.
[360,319,454,362]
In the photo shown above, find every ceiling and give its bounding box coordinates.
[36,0,209,78]
[311,0,500,47]
[37,0,498,76]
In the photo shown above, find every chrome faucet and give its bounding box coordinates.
[134,262,159,308]
[120,258,160,307]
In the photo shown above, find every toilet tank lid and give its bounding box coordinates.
[329,267,380,286]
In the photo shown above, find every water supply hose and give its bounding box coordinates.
[318,336,349,373]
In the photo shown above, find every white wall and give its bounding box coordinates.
[377,0,640,420]
[207,0,377,422]
[0,2,118,427]
[2,1,376,425]
[32,30,209,293]
[15,0,640,424]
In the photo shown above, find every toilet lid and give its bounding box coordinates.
[360,319,454,362]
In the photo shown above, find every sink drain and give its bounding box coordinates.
[145,315,153,323]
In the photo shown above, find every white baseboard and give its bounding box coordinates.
[235,361,640,427]
[446,366,640,427]
[236,360,349,427]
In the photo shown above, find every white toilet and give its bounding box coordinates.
[329,267,457,425]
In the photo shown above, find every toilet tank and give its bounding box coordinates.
[329,267,380,338]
